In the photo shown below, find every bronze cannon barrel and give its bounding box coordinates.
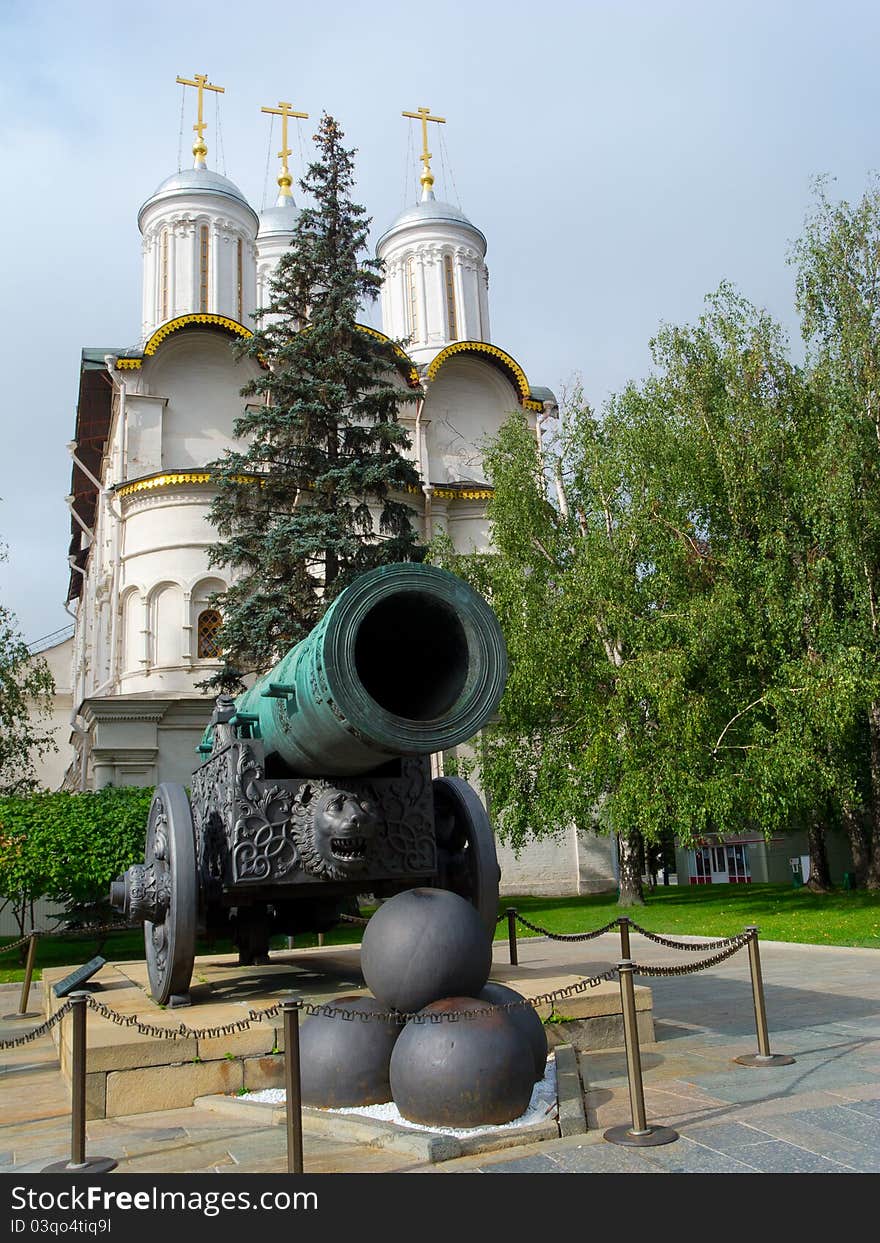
[228,562,507,776]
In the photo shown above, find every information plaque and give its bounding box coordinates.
[52,955,107,997]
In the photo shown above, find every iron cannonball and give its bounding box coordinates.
[390,997,535,1128]
[479,981,548,1081]
[299,994,403,1107]
[360,887,492,1014]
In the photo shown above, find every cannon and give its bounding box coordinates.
[111,563,508,1005]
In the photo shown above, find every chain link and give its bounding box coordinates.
[338,914,370,927]
[297,967,621,1025]
[625,922,752,952]
[630,934,753,977]
[84,996,282,1040]
[0,1001,73,1049]
[0,932,36,958]
[513,913,621,942]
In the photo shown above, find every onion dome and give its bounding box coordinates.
[377,190,486,253]
[138,167,256,229]
[376,187,491,363]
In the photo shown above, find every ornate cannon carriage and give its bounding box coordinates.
[111,563,507,1005]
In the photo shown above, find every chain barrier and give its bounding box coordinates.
[54,922,137,939]
[630,933,753,977]
[0,932,35,958]
[1,934,755,1045]
[297,967,622,1025]
[3,969,622,1045]
[84,996,282,1040]
[1,922,136,951]
[0,1001,72,1049]
[625,922,752,952]
[513,912,621,942]
[338,914,370,927]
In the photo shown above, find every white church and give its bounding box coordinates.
[45,81,615,897]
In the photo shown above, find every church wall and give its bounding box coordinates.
[156,721,205,788]
[444,506,491,555]
[422,357,521,485]
[143,333,258,469]
[117,488,228,694]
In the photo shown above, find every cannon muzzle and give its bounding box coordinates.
[227,562,507,776]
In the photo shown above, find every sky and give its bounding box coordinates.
[1,0,879,642]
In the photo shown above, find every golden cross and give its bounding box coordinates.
[261,101,309,198]
[402,106,446,193]
[176,72,225,165]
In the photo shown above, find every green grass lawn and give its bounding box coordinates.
[1,882,877,983]
[499,882,880,950]
[0,924,363,985]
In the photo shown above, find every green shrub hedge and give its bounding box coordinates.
[0,786,152,934]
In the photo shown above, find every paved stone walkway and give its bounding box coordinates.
[2,934,878,1174]
[437,936,880,1174]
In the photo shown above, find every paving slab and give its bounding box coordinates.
[4,932,880,1174]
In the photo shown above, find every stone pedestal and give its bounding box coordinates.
[43,945,653,1119]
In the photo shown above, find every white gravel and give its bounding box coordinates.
[247,1054,557,1139]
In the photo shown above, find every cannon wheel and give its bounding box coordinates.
[144,783,197,1006]
[432,776,500,939]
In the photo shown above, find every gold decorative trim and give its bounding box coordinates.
[117,472,212,498]
[116,471,259,499]
[433,487,493,500]
[426,341,538,409]
[116,470,493,504]
[143,313,254,358]
[115,357,143,371]
[405,484,494,501]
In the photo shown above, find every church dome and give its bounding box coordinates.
[377,195,486,252]
[375,187,491,363]
[257,200,299,238]
[138,167,256,229]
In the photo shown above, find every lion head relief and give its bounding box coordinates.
[291,781,380,880]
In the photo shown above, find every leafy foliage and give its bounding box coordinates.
[442,269,878,897]
[206,114,425,678]
[792,175,880,887]
[0,543,56,795]
[0,787,153,937]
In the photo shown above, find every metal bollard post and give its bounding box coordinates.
[317,932,325,947]
[43,993,117,1173]
[282,995,305,1174]
[604,961,678,1147]
[3,932,41,1020]
[618,917,631,959]
[506,907,518,966]
[734,926,795,1067]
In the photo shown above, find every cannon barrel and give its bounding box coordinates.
[227,562,507,776]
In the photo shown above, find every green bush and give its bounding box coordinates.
[0,787,152,936]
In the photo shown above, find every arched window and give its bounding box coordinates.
[197,608,222,659]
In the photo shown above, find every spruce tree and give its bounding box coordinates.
[206,114,425,679]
